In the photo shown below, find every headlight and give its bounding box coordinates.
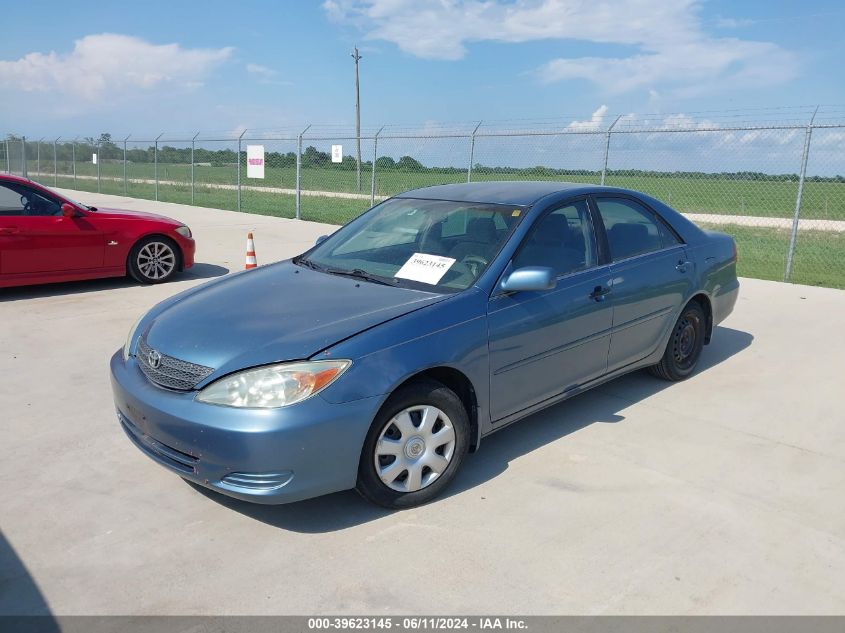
[196,360,351,408]
[174,226,192,238]
[122,312,146,361]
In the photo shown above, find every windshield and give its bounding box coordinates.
[35,182,93,210]
[297,197,525,292]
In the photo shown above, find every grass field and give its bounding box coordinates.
[697,223,845,289]
[33,165,845,288]
[31,159,845,221]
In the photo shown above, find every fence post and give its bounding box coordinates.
[191,132,199,204]
[154,133,163,201]
[467,121,482,183]
[37,138,43,179]
[96,141,101,192]
[784,106,819,282]
[601,115,622,186]
[5,138,9,173]
[296,124,311,220]
[371,125,384,206]
[237,129,246,212]
[21,136,27,178]
[72,139,76,185]
[53,137,59,186]
[123,134,130,195]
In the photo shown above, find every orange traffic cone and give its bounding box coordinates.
[245,232,257,269]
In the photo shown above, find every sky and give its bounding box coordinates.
[1,0,844,139]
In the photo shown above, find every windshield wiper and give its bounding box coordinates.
[294,258,397,286]
[329,268,398,286]
[294,256,321,271]
[324,266,398,286]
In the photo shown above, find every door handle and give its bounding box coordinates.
[590,285,611,302]
[676,260,692,273]
[0,226,19,234]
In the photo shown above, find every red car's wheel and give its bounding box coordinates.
[128,236,181,284]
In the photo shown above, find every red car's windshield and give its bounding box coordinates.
[33,182,93,210]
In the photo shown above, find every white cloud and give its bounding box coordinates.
[567,105,608,130]
[324,0,799,95]
[0,34,233,101]
[245,63,291,86]
[246,63,277,79]
[538,38,797,96]
[714,16,755,29]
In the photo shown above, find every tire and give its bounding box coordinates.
[649,301,706,381]
[128,236,180,284]
[356,379,469,509]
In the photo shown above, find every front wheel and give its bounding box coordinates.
[128,236,180,284]
[356,379,469,509]
[649,301,706,381]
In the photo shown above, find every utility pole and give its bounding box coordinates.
[352,46,362,192]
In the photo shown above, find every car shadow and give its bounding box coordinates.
[0,529,59,630]
[186,326,754,533]
[0,262,228,302]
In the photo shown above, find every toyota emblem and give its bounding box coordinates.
[147,349,162,369]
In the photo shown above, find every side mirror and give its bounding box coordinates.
[500,266,556,293]
[315,235,329,245]
[61,203,77,218]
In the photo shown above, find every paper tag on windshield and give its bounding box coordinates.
[394,253,456,285]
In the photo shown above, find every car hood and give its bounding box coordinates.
[91,206,182,225]
[142,261,447,378]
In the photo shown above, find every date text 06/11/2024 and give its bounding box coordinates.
[307,617,528,630]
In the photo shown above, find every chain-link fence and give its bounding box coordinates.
[4,108,845,289]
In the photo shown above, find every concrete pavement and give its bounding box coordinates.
[1,190,844,615]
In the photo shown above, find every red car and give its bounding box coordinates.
[0,174,195,288]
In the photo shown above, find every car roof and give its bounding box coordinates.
[395,181,603,206]
[0,174,37,186]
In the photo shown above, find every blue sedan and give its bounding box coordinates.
[111,182,739,508]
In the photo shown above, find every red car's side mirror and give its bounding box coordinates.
[61,203,77,218]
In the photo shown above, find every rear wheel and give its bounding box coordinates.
[649,301,706,381]
[356,379,469,509]
[128,236,180,284]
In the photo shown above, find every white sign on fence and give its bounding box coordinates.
[331,145,343,163]
[246,145,265,179]
[92,153,97,165]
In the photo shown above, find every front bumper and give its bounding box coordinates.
[177,236,196,270]
[109,351,381,504]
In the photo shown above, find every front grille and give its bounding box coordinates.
[118,411,198,475]
[136,337,214,391]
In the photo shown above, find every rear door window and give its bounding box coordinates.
[594,197,665,261]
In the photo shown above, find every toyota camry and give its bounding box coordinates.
[111,182,738,508]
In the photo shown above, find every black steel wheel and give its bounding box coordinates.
[649,301,706,381]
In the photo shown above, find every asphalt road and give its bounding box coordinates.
[1,191,844,615]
